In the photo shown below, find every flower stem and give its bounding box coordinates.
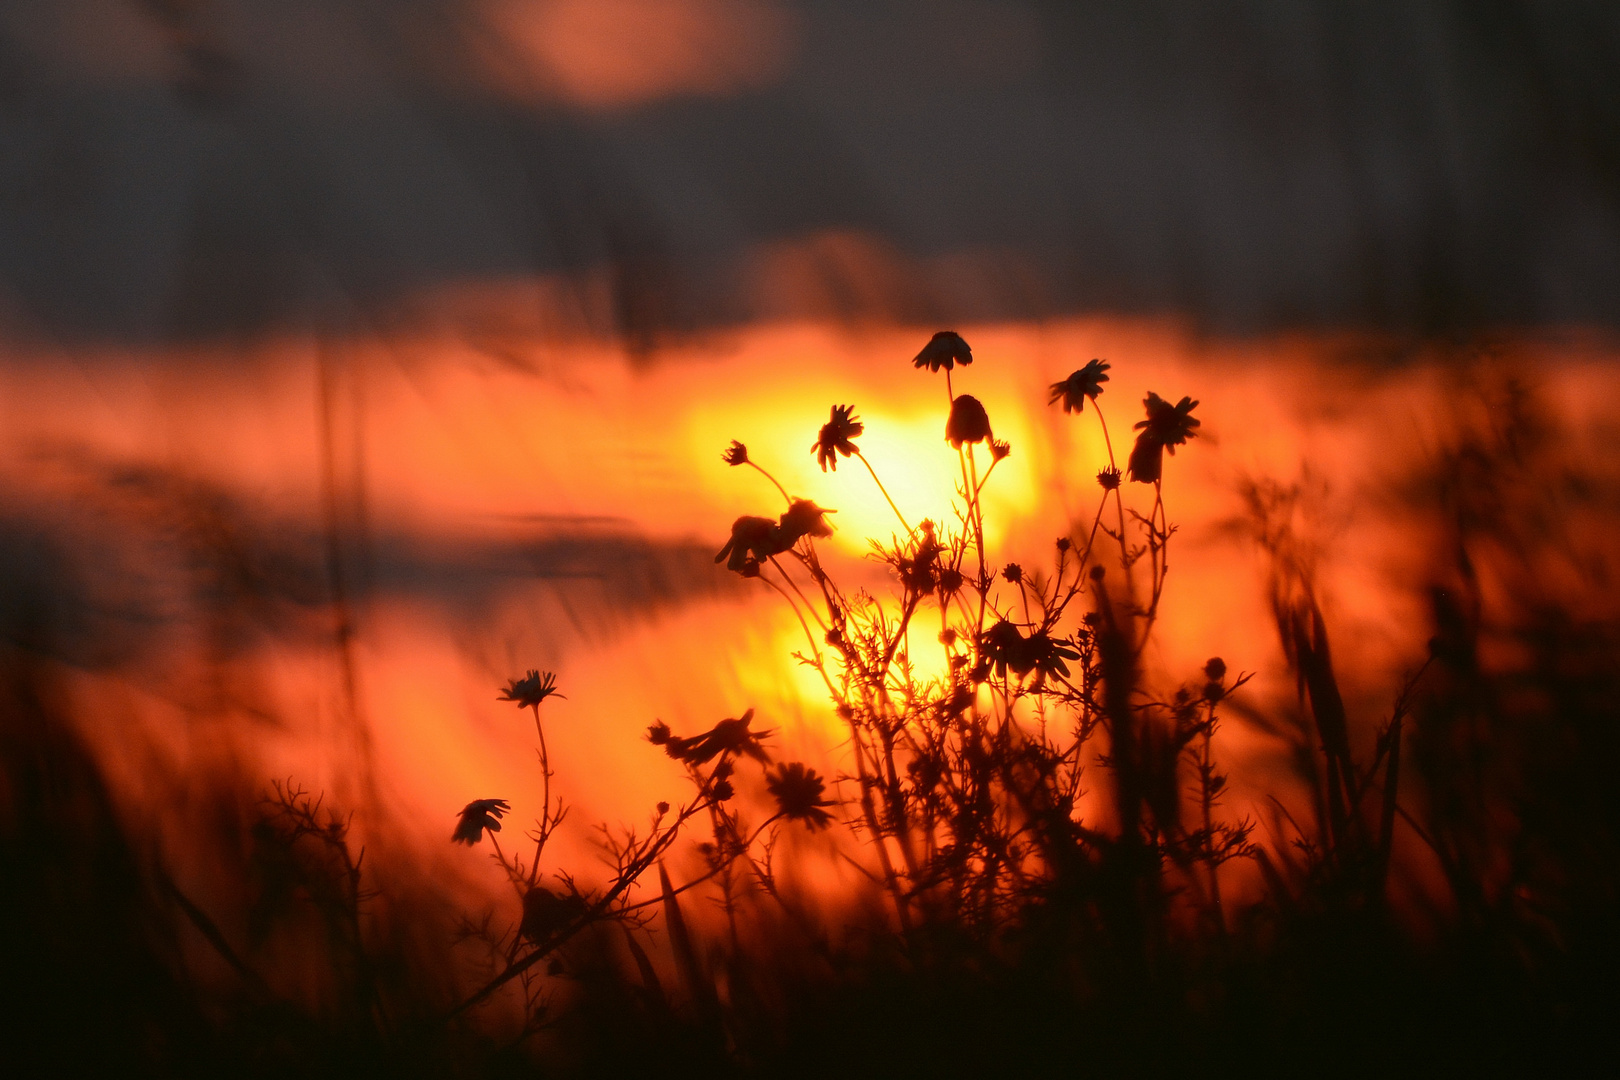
[530,702,550,888]
[749,460,792,506]
[856,450,911,534]
[1093,400,1135,597]
[768,555,828,631]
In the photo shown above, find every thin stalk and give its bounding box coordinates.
[1200,702,1224,931]
[749,460,792,506]
[856,450,912,534]
[759,575,838,698]
[966,443,987,564]
[768,555,828,631]
[614,815,784,915]
[1079,491,1109,569]
[528,702,551,888]
[489,834,524,899]
[1135,480,1169,651]
[1090,401,1137,616]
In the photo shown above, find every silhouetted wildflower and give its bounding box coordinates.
[665,709,773,766]
[1128,392,1200,483]
[1004,563,1023,583]
[981,620,1028,679]
[1025,631,1080,682]
[451,799,510,845]
[812,405,864,472]
[946,394,992,448]
[777,499,836,547]
[661,734,695,760]
[979,621,1078,682]
[1203,657,1226,681]
[767,763,835,829]
[712,778,736,801]
[1097,466,1122,491]
[701,709,773,763]
[990,438,1011,462]
[716,515,781,573]
[499,670,563,709]
[646,721,672,745]
[723,440,749,466]
[913,331,973,372]
[520,886,586,943]
[1048,359,1111,413]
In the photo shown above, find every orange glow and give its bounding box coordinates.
[4,313,1618,922]
[478,0,799,109]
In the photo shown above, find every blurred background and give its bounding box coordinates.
[1,1,1618,1071]
[4,0,1620,342]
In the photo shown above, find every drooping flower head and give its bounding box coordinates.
[1048,359,1111,413]
[1127,392,1200,483]
[978,620,1079,683]
[722,440,749,466]
[1096,466,1122,491]
[451,798,510,845]
[946,394,993,448]
[766,762,835,829]
[776,499,836,547]
[715,515,781,573]
[913,331,973,373]
[812,405,864,471]
[498,670,564,709]
[664,708,773,766]
[715,502,837,575]
[990,438,1011,462]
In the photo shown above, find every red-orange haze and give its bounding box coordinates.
[2,311,1616,944]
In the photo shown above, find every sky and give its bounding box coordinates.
[2,0,1618,346]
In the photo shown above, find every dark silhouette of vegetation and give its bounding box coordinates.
[1,337,1616,1076]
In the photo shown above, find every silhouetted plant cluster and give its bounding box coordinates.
[408,336,1620,1074]
[444,674,834,1033]
[703,332,1259,957]
[8,339,1618,1077]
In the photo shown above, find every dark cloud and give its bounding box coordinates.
[0,454,728,679]
[1,0,1617,346]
